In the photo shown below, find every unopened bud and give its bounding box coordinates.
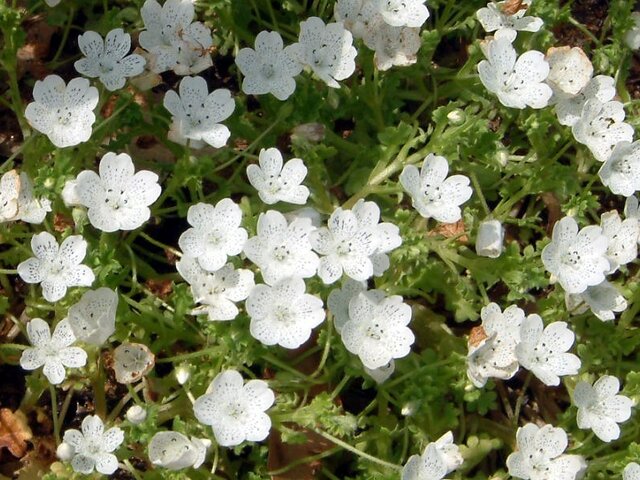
[447,109,465,126]
[56,442,75,461]
[475,219,504,258]
[126,405,147,424]
[175,364,191,385]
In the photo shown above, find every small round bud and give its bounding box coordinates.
[56,442,75,461]
[401,400,419,417]
[495,149,509,167]
[475,219,504,258]
[44,177,56,189]
[126,405,147,424]
[175,364,191,385]
[447,109,465,126]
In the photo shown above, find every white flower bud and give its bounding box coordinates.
[126,405,147,424]
[56,442,75,461]
[175,364,191,385]
[401,400,419,417]
[626,12,640,50]
[447,109,465,126]
[495,149,509,167]
[475,219,504,258]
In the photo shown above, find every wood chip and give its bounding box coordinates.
[0,409,33,458]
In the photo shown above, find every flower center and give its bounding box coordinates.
[273,305,293,324]
[56,107,73,126]
[561,249,581,266]
[261,63,276,79]
[365,320,385,341]
[104,188,127,211]
[613,157,633,174]
[272,245,290,262]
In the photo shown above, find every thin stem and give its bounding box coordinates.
[0,135,36,173]
[156,346,224,363]
[50,384,60,444]
[470,171,491,217]
[137,232,182,257]
[512,372,533,426]
[58,387,75,433]
[0,269,18,275]
[51,8,75,64]
[122,459,144,480]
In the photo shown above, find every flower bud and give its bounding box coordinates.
[126,405,147,424]
[175,364,191,385]
[495,149,509,167]
[401,400,419,417]
[56,442,75,461]
[475,219,504,258]
[447,109,465,126]
[291,123,326,142]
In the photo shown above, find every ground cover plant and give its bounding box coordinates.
[1,0,640,479]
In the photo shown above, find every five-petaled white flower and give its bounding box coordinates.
[373,0,429,28]
[476,1,543,42]
[178,199,248,272]
[73,152,161,232]
[364,22,421,71]
[235,30,303,101]
[246,148,310,205]
[334,0,379,40]
[565,280,628,322]
[74,29,145,91]
[25,75,98,148]
[545,46,593,97]
[193,369,275,447]
[17,232,95,302]
[572,99,634,163]
[399,153,472,223]
[600,210,639,273]
[515,316,581,386]
[340,290,414,369]
[506,423,586,480]
[554,75,616,127]
[467,303,523,388]
[353,199,402,276]
[290,17,357,88]
[20,318,87,385]
[148,431,208,470]
[624,463,640,480]
[0,171,51,224]
[61,415,124,475]
[247,277,325,349]
[328,278,367,333]
[599,140,640,196]
[177,256,254,321]
[401,444,448,480]
[164,76,235,148]
[478,37,552,109]
[243,210,319,285]
[573,375,633,442]
[67,288,118,345]
[541,216,609,294]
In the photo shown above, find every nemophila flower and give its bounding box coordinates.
[25,75,98,148]
[625,463,640,480]
[554,75,616,127]
[290,17,357,88]
[20,318,87,385]
[67,287,118,345]
[173,23,214,75]
[45,0,61,6]
[177,256,254,321]
[476,1,543,42]
[340,290,414,369]
[284,205,323,227]
[625,12,640,50]
[433,431,464,474]
[402,444,447,480]
[0,170,19,222]
[125,405,147,424]
[243,210,319,284]
[193,369,275,447]
[61,415,124,475]
[235,31,302,101]
[573,375,633,442]
[506,423,586,480]
[363,22,421,71]
[17,232,95,302]
[466,303,523,388]
[328,278,367,333]
[364,359,395,384]
[572,100,634,162]
[178,199,248,272]
[599,140,640,196]
[373,0,429,28]
[246,148,310,205]
[113,342,155,384]
[247,277,325,349]
[74,29,145,91]
[399,153,472,223]
[353,199,402,276]
[164,76,235,148]
[565,280,628,322]
[73,152,161,232]
[600,210,639,273]
[516,316,581,386]
[478,37,552,109]
[545,46,593,97]
[475,218,504,258]
[334,0,379,39]
[541,216,609,294]
[0,171,51,224]
[148,431,208,470]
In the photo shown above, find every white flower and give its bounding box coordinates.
[246,148,310,205]
[598,140,640,196]
[0,170,20,222]
[353,199,402,276]
[74,29,145,91]
[625,12,640,50]
[624,463,640,480]
[545,46,593,97]
[62,415,124,475]
[478,37,552,109]
[20,318,87,385]
[164,76,235,148]
[17,232,95,302]
[565,280,628,322]
[554,75,616,127]
[506,423,586,480]
[235,31,302,101]
[572,100,634,162]
[243,210,319,284]
[125,405,147,424]
[516,316,581,386]
[334,0,379,39]
[193,369,275,447]
[328,278,367,333]
[178,199,248,272]
[433,431,463,474]
[73,152,161,232]
[625,195,640,225]
[113,342,155,384]
[364,359,395,384]
[362,20,421,70]
[173,22,214,76]
[373,0,429,28]
[177,256,254,321]
[0,171,51,224]
[399,153,472,223]
[340,290,414,369]
[67,288,118,345]
[247,277,325,349]
[290,17,357,88]
[600,210,639,273]
[475,219,504,258]
[541,216,609,294]
[45,0,61,6]
[476,1,543,42]
[402,444,447,480]
[573,375,633,442]
[148,431,208,470]
[466,303,523,388]
[25,75,98,148]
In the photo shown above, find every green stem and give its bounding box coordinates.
[512,372,533,426]
[50,384,60,444]
[156,346,224,363]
